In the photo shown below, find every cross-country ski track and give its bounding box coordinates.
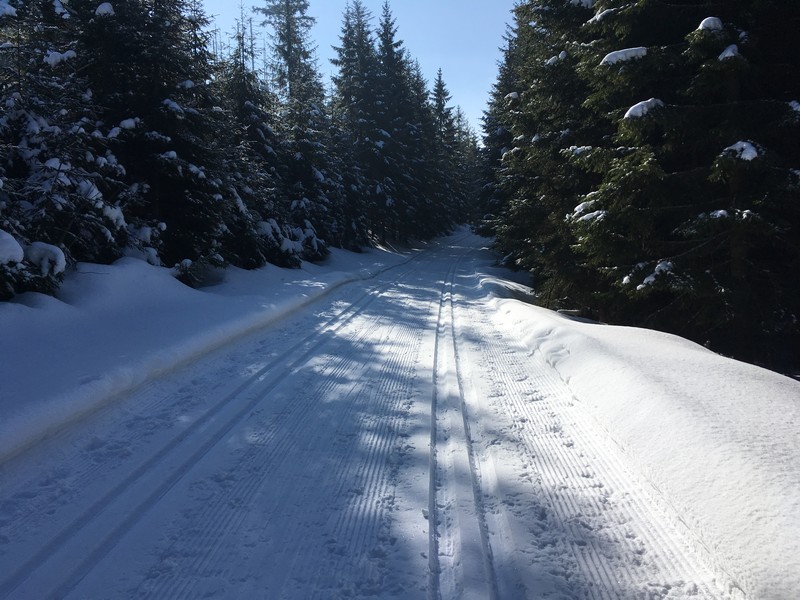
[0,231,775,599]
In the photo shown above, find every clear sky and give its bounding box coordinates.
[202,0,517,132]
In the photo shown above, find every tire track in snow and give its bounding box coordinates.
[0,253,437,600]
[453,279,729,599]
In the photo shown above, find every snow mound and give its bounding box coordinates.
[724,140,758,161]
[0,229,24,264]
[44,49,77,67]
[24,242,66,276]
[698,17,723,31]
[95,2,114,17]
[623,98,664,119]
[600,46,647,66]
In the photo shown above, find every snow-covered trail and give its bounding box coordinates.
[0,233,729,599]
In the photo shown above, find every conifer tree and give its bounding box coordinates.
[489,0,800,368]
[331,1,387,239]
[0,0,133,296]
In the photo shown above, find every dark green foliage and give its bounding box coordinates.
[0,0,482,301]
[486,0,800,370]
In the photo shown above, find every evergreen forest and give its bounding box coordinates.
[0,0,481,292]
[480,0,800,371]
[2,0,799,372]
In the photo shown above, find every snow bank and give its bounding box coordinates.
[492,301,800,599]
[0,245,415,463]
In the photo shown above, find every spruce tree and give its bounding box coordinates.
[0,0,133,296]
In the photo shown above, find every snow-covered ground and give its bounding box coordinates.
[1,230,798,599]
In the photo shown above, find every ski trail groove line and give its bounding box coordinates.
[143,307,413,598]
[428,242,498,600]
[426,258,460,600]
[473,302,726,598]
[0,257,429,600]
[448,252,500,600]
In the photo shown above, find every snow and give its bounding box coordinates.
[624,97,664,119]
[0,229,24,264]
[504,92,519,101]
[587,8,616,24]
[719,44,739,60]
[544,51,568,65]
[698,17,723,31]
[0,245,412,463]
[0,0,16,17]
[600,46,647,66]
[636,259,673,289]
[789,100,800,113]
[24,241,66,276]
[44,49,77,67]
[1,231,799,598]
[724,140,758,161]
[119,118,137,129]
[569,0,595,7]
[94,2,114,17]
[498,299,800,599]
[162,98,184,113]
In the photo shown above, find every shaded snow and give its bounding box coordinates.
[44,49,76,67]
[600,46,647,66]
[0,229,24,264]
[95,2,114,17]
[724,140,758,161]
[2,232,799,599]
[0,0,16,17]
[24,242,66,276]
[719,44,739,60]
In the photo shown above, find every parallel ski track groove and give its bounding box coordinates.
[0,249,437,600]
[448,254,500,600]
[474,313,726,598]
[428,241,500,600]
[144,299,412,598]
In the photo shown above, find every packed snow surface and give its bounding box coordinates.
[1,231,798,599]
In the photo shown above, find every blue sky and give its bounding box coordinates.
[202,0,517,132]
